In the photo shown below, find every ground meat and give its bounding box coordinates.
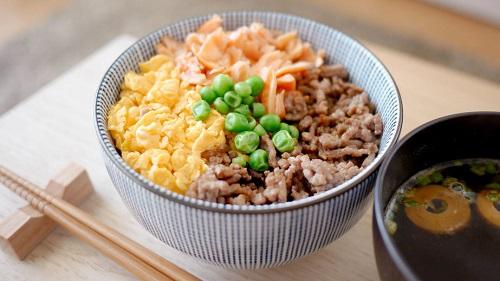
[285,65,383,166]
[187,164,253,203]
[319,64,349,80]
[201,147,231,165]
[284,90,308,121]
[263,169,288,203]
[186,63,382,205]
[260,134,278,168]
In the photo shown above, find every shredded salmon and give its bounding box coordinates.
[155,15,325,116]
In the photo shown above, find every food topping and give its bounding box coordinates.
[249,149,270,172]
[108,55,226,194]
[404,185,471,234]
[155,15,325,116]
[109,16,383,203]
[477,190,500,227]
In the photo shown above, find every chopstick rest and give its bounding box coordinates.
[0,163,93,259]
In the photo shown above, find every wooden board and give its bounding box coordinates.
[0,35,499,281]
[309,0,500,70]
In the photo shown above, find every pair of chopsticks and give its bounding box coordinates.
[0,165,199,281]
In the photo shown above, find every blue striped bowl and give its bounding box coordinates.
[94,11,402,268]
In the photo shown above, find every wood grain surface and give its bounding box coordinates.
[0,35,499,281]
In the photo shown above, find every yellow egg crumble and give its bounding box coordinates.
[108,54,226,194]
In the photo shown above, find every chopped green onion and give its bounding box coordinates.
[486,182,500,190]
[415,175,431,187]
[429,171,444,183]
[470,163,487,176]
[485,161,497,174]
[486,191,500,202]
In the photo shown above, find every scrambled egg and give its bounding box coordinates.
[108,55,226,194]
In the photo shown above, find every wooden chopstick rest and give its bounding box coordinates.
[0,163,93,260]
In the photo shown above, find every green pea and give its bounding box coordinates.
[212,74,234,96]
[235,131,260,154]
[234,104,250,116]
[280,122,289,131]
[234,81,252,98]
[246,75,264,96]
[242,95,254,105]
[272,130,296,152]
[259,114,281,132]
[252,103,266,118]
[253,124,266,136]
[232,156,247,167]
[213,97,230,114]
[199,86,217,104]
[191,100,211,121]
[249,149,269,172]
[247,116,257,129]
[288,125,299,138]
[223,91,242,108]
[225,112,250,132]
[415,175,431,186]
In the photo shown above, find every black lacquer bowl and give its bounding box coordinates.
[373,111,500,281]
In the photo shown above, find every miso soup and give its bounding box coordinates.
[384,159,500,281]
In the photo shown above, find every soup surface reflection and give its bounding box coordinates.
[384,159,500,281]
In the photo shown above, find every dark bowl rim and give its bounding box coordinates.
[95,10,403,214]
[373,111,500,281]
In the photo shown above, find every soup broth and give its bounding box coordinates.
[384,159,500,281]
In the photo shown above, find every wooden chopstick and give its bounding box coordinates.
[0,165,199,281]
[0,173,170,281]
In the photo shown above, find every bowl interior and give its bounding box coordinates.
[374,112,500,280]
[95,11,402,212]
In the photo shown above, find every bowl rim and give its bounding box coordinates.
[373,111,500,281]
[95,10,403,214]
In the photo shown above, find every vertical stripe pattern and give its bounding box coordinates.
[95,12,402,268]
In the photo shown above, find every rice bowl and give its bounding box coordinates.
[95,11,402,268]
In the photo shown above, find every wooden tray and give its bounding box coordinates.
[0,35,499,281]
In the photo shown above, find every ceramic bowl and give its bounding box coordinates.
[95,11,402,268]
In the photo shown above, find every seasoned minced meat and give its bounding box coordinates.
[187,164,251,203]
[260,134,278,168]
[288,65,382,168]
[201,147,231,166]
[187,63,382,205]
